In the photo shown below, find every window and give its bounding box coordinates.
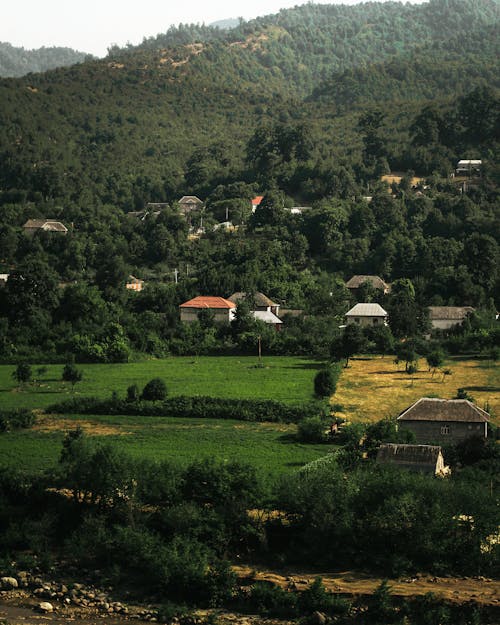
[355,318,360,324]
[440,425,450,435]
[373,318,379,325]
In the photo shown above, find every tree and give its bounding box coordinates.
[331,324,366,367]
[12,362,32,386]
[426,351,444,376]
[126,384,140,402]
[141,378,167,401]
[395,343,419,373]
[62,362,83,392]
[314,365,340,397]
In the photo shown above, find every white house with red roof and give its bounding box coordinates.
[251,196,264,213]
[179,296,236,324]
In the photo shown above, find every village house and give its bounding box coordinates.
[125,275,145,292]
[251,196,264,213]
[345,302,388,327]
[179,296,236,324]
[376,443,449,476]
[428,306,475,331]
[397,398,490,444]
[345,275,391,295]
[228,292,280,316]
[178,196,204,218]
[22,219,68,236]
[455,159,481,176]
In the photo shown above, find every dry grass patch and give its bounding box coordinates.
[33,416,131,436]
[333,357,498,423]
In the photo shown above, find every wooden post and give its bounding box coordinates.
[258,335,262,364]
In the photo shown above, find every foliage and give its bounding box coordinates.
[12,363,32,385]
[61,362,83,389]
[141,377,168,401]
[297,417,327,444]
[313,364,340,398]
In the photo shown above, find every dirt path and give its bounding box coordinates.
[233,565,500,606]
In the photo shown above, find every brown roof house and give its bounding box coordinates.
[345,303,388,327]
[397,398,490,444]
[376,443,449,476]
[178,196,204,218]
[346,275,390,295]
[23,219,68,236]
[180,296,236,324]
[228,292,280,316]
[428,306,475,331]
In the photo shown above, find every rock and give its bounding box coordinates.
[311,611,327,625]
[38,602,54,613]
[0,577,18,590]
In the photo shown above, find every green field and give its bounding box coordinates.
[0,357,327,478]
[0,356,320,411]
[0,413,331,479]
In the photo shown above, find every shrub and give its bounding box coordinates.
[314,365,340,397]
[297,417,327,443]
[141,378,167,401]
[126,384,140,402]
[62,363,83,389]
[12,362,32,385]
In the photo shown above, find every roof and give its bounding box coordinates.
[228,292,278,307]
[377,443,443,467]
[180,296,236,309]
[178,196,203,205]
[251,310,283,324]
[346,303,388,317]
[428,306,474,320]
[251,196,264,206]
[398,398,490,423]
[345,275,390,291]
[457,160,481,167]
[23,219,68,232]
[0,274,9,281]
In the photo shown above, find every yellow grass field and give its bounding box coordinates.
[333,356,499,424]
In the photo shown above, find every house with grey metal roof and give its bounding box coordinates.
[345,302,388,327]
[397,398,490,444]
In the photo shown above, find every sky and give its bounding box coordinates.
[1,0,375,57]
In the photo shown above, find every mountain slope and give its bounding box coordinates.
[0,42,91,77]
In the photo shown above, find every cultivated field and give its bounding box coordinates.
[334,356,499,423]
[0,414,329,478]
[0,356,321,411]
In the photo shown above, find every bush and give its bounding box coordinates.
[141,378,167,401]
[12,363,32,385]
[0,409,35,432]
[314,365,340,397]
[126,384,140,402]
[297,417,327,443]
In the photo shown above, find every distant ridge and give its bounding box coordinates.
[0,41,92,78]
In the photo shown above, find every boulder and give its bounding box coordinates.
[38,602,54,613]
[0,577,18,590]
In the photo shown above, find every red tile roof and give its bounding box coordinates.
[180,296,236,309]
[252,196,264,206]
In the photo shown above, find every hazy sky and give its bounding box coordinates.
[1,0,380,57]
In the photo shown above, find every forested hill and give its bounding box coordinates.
[0,42,91,77]
[0,0,498,207]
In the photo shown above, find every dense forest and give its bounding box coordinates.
[0,0,498,361]
[0,42,91,78]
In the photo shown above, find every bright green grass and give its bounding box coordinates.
[0,357,320,411]
[0,414,331,479]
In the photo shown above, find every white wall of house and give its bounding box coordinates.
[346,316,387,327]
[180,307,235,324]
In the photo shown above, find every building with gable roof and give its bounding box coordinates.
[397,398,490,444]
[179,296,236,324]
[345,302,388,327]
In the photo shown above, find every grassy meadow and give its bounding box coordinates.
[334,356,499,423]
[0,413,330,478]
[0,356,321,411]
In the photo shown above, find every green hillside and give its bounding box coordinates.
[0,42,91,77]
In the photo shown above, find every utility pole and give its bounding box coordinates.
[225,206,229,221]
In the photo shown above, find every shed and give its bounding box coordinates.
[376,443,448,476]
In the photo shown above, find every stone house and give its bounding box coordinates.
[345,303,388,327]
[397,398,490,444]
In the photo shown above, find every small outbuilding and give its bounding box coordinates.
[345,303,388,327]
[376,443,449,476]
[251,310,283,330]
[397,398,490,444]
